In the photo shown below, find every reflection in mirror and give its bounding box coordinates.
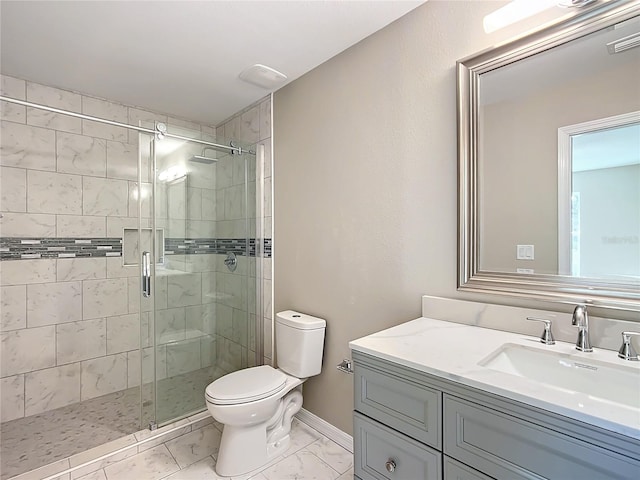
[479,14,640,278]
[558,115,639,280]
[458,0,640,310]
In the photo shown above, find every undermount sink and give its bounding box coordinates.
[479,343,640,410]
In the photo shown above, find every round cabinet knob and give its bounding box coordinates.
[385,459,396,473]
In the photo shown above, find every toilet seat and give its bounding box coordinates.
[206,365,287,405]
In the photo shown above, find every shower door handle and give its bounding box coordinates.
[142,251,151,298]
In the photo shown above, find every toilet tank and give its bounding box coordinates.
[275,310,326,378]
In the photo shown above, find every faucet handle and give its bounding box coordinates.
[526,317,555,345]
[618,331,640,361]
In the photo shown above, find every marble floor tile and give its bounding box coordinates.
[282,418,323,457]
[75,469,107,480]
[97,421,348,480]
[161,456,224,480]
[164,424,222,468]
[260,450,340,480]
[247,474,269,480]
[103,445,179,480]
[304,436,353,474]
[336,468,355,480]
[230,455,285,480]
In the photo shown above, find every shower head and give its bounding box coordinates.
[189,154,218,164]
[188,146,218,164]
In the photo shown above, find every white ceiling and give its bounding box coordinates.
[0,0,425,125]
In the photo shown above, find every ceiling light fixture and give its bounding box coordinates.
[238,64,288,90]
[483,0,597,34]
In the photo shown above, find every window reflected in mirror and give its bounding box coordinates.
[565,121,639,280]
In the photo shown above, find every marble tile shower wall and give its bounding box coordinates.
[0,74,273,423]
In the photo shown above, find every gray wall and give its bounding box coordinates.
[273,1,583,435]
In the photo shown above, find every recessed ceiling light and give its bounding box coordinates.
[238,64,287,89]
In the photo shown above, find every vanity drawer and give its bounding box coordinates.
[444,394,640,480]
[354,361,441,449]
[354,411,442,480]
[444,456,494,480]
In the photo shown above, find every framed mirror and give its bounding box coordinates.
[457,0,640,311]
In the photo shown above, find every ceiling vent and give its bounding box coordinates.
[607,32,640,54]
[238,64,287,89]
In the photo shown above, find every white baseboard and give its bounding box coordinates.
[295,408,353,453]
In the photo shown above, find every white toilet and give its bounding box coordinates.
[205,310,326,477]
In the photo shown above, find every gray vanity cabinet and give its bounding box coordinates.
[443,457,493,480]
[352,351,640,480]
[354,412,442,479]
[443,395,639,480]
[354,358,441,449]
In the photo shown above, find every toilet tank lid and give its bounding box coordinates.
[276,310,326,330]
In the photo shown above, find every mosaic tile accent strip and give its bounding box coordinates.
[0,238,122,261]
[164,238,271,258]
[0,237,271,260]
[164,238,217,256]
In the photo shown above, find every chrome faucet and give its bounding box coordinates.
[571,305,592,352]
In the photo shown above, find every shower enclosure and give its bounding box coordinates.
[138,123,260,427]
[0,91,266,479]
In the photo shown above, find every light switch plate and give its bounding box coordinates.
[516,245,534,260]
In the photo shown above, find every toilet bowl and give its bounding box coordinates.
[206,367,304,476]
[205,310,326,477]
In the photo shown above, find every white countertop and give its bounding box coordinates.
[349,317,640,440]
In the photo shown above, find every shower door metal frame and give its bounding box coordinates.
[0,96,250,156]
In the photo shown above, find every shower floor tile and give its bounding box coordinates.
[155,367,224,424]
[0,387,140,480]
[0,366,226,480]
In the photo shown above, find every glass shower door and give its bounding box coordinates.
[145,125,254,426]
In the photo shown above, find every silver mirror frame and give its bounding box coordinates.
[457,0,640,312]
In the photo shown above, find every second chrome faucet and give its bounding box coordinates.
[571,305,592,352]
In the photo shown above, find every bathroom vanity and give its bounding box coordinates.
[349,317,640,480]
